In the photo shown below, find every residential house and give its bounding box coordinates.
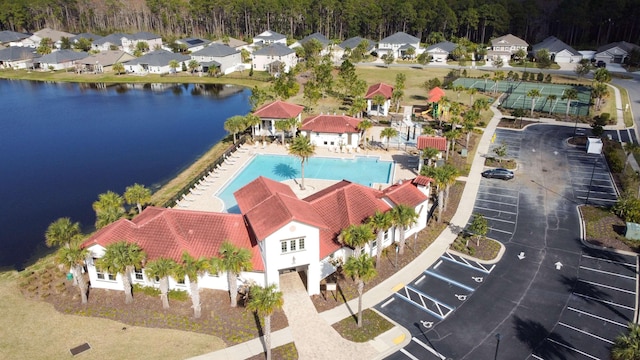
[377,32,421,59]
[0,30,30,47]
[69,33,101,45]
[365,83,394,116]
[24,27,75,48]
[212,37,249,50]
[299,114,362,150]
[122,32,163,54]
[532,36,582,63]
[253,100,305,137]
[191,43,242,75]
[595,41,640,64]
[425,41,457,62]
[333,36,375,61]
[251,43,297,73]
[82,175,431,296]
[0,46,40,69]
[487,34,528,63]
[175,37,211,53]
[290,32,331,56]
[92,33,128,52]
[123,50,191,74]
[34,50,88,71]
[252,30,287,46]
[77,50,136,73]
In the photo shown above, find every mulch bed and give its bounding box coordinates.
[580,206,639,253]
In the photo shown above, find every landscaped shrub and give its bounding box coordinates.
[133,284,161,296]
[168,289,189,301]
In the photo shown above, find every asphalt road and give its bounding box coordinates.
[378,125,637,360]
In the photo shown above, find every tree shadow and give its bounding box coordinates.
[513,315,572,359]
[612,224,626,236]
[560,274,632,322]
[411,95,427,101]
[273,163,298,179]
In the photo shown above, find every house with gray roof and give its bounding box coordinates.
[377,31,422,60]
[77,50,136,73]
[212,37,249,50]
[70,33,101,43]
[333,36,376,62]
[426,41,457,62]
[175,37,211,52]
[487,33,528,63]
[0,46,40,69]
[291,32,330,49]
[124,49,191,74]
[252,43,297,73]
[191,43,242,75]
[24,27,75,49]
[34,49,88,71]
[595,41,640,64]
[92,33,127,52]
[122,32,162,53]
[532,36,582,63]
[253,30,287,46]
[0,31,30,46]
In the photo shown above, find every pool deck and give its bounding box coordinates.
[174,126,422,212]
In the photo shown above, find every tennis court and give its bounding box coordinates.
[452,78,591,116]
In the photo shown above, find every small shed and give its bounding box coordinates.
[587,137,603,154]
[625,222,640,240]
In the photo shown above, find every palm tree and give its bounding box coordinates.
[45,217,81,248]
[594,68,611,84]
[187,60,200,74]
[57,244,89,304]
[390,204,418,255]
[441,164,459,211]
[343,254,377,328]
[96,241,146,304]
[144,257,179,309]
[380,127,398,151]
[467,87,477,106]
[368,210,392,268]
[124,183,151,214]
[174,252,211,318]
[219,241,253,307]
[421,147,440,169]
[392,89,404,113]
[92,191,125,229]
[246,284,284,360]
[612,323,640,360]
[562,88,579,119]
[357,119,372,149]
[547,94,557,114]
[168,60,179,74]
[288,135,315,191]
[592,82,609,111]
[463,119,476,150]
[244,113,262,141]
[482,73,490,92]
[224,115,245,144]
[372,94,387,114]
[349,96,367,118]
[422,164,457,222]
[340,224,375,255]
[443,128,461,160]
[527,88,541,116]
[112,62,125,75]
[492,71,505,94]
[273,119,289,145]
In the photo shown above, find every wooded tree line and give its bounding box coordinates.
[1,0,639,47]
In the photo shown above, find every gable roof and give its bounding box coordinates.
[253,100,304,119]
[491,34,528,48]
[300,114,361,134]
[412,175,433,187]
[70,33,101,43]
[426,41,457,53]
[0,30,30,43]
[532,36,580,56]
[82,206,263,271]
[380,32,420,45]
[36,50,88,64]
[192,43,239,58]
[234,176,297,214]
[212,37,248,48]
[597,41,640,54]
[254,30,286,42]
[417,135,447,151]
[339,37,375,52]
[383,180,429,207]
[78,50,135,66]
[177,37,211,49]
[365,83,393,99]
[253,43,294,56]
[427,87,445,103]
[125,50,190,66]
[126,32,160,41]
[32,27,75,42]
[0,46,39,61]
[94,33,127,46]
[298,32,330,47]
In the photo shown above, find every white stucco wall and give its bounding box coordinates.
[251,53,297,72]
[304,131,361,149]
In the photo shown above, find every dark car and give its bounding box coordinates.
[482,168,514,180]
[596,60,607,68]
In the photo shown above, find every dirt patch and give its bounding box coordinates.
[580,206,640,253]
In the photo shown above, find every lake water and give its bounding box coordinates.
[0,80,251,269]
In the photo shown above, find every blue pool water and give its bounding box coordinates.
[218,154,393,213]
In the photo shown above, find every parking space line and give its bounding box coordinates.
[477,187,520,197]
[559,322,614,344]
[400,348,420,360]
[425,270,475,291]
[530,354,544,360]
[473,197,518,206]
[413,337,446,360]
[581,255,636,267]
[579,279,636,294]
[580,266,636,280]
[415,275,426,285]
[546,338,599,360]
[573,189,616,195]
[394,292,444,320]
[573,293,635,311]
[488,227,513,235]
[441,253,493,274]
[576,196,617,203]
[473,205,517,215]
[478,216,516,225]
[567,307,628,328]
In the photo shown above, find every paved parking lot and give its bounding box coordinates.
[604,128,638,145]
[565,147,618,206]
[376,252,495,360]
[531,251,637,360]
[471,184,519,243]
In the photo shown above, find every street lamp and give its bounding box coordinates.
[494,333,502,360]
[585,158,598,205]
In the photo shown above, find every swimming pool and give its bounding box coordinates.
[218,154,393,213]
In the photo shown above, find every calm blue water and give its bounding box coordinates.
[218,154,393,213]
[0,80,251,269]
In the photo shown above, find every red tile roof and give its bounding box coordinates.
[234,176,296,214]
[365,83,393,99]
[412,175,434,187]
[383,180,429,207]
[300,114,361,134]
[81,207,264,271]
[253,100,304,119]
[427,87,445,102]
[417,135,447,151]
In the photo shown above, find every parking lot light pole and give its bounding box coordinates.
[585,158,598,205]
[494,333,502,360]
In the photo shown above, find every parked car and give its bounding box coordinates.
[481,168,514,180]
[596,60,607,68]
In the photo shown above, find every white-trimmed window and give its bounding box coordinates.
[281,238,306,254]
[134,268,144,281]
[94,258,116,281]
